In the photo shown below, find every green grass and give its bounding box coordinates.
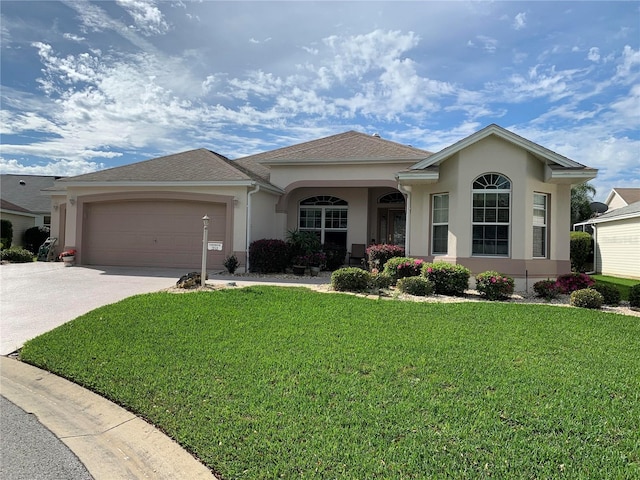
[592,274,640,301]
[21,287,640,479]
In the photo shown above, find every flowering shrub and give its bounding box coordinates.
[331,267,371,292]
[475,271,515,301]
[58,249,77,259]
[249,239,288,273]
[396,276,434,296]
[533,280,561,300]
[366,244,405,271]
[422,262,470,296]
[570,288,603,309]
[382,257,424,284]
[555,273,594,294]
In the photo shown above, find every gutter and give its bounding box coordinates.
[246,183,260,272]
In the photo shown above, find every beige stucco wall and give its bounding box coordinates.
[595,217,640,279]
[406,135,572,285]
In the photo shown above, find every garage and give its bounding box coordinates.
[82,199,226,269]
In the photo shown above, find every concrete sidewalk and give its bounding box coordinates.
[1,356,217,479]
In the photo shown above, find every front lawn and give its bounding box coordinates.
[592,274,640,301]
[20,287,640,479]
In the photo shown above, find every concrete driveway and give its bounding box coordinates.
[0,262,192,355]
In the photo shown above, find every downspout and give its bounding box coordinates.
[586,223,597,275]
[397,184,412,255]
[246,183,260,273]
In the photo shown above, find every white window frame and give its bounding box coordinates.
[299,196,348,244]
[533,193,548,258]
[471,173,511,257]
[431,193,449,255]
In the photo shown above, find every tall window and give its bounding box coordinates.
[432,194,449,254]
[472,173,510,256]
[533,193,548,258]
[299,196,348,246]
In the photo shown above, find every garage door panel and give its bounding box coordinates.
[83,200,226,269]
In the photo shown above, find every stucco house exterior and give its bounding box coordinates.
[1,174,60,247]
[46,124,597,289]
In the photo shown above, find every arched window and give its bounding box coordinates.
[472,173,511,256]
[378,192,405,204]
[299,196,348,246]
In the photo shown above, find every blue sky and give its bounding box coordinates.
[1,1,638,201]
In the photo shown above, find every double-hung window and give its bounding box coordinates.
[533,193,548,258]
[299,196,348,245]
[432,193,449,254]
[472,173,511,256]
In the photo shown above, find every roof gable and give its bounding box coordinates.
[237,131,431,165]
[605,188,640,206]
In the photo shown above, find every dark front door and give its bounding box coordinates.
[378,209,406,245]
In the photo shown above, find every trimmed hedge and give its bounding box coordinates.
[422,262,470,296]
[248,239,289,273]
[382,257,424,284]
[533,279,561,300]
[570,231,592,272]
[591,283,621,306]
[396,276,434,296]
[0,247,35,263]
[1,219,13,249]
[556,273,595,294]
[629,284,640,309]
[330,267,371,292]
[570,288,603,309]
[366,244,405,271]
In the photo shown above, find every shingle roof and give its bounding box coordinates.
[0,174,60,213]
[612,188,640,205]
[236,131,432,164]
[588,200,640,223]
[58,149,267,184]
[1,198,32,214]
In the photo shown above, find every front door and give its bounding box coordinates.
[378,209,406,245]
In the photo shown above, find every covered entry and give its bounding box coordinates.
[81,199,226,269]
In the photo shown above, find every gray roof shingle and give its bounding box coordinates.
[1,174,60,213]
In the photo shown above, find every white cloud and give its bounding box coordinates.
[587,47,600,62]
[63,33,86,42]
[513,12,527,30]
[115,0,170,36]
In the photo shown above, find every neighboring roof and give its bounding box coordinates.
[587,201,640,224]
[56,149,281,192]
[1,198,34,214]
[402,124,597,185]
[605,188,640,206]
[0,174,60,213]
[236,130,432,165]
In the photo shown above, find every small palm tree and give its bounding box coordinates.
[571,182,596,227]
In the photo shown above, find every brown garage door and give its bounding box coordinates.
[82,199,226,269]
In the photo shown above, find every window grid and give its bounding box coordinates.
[432,194,449,255]
[533,193,547,258]
[299,196,348,244]
[472,174,511,257]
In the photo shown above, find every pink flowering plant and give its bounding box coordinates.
[366,243,405,271]
[555,273,594,294]
[475,270,515,301]
[382,257,424,284]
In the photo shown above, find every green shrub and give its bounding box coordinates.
[570,288,603,309]
[248,239,289,273]
[422,262,470,296]
[629,284,640,309]
[223,254,239,274]
[396,276,434,296]
[556,272,595,294]
[331,267,371,292]
[286,229,321,260]
[382,257,425,284]
[23,226,50,254]
[475,271,515,301]
[592,283,621,306]
[369,272,393,291]
[570,231,592,272]
[1,219,13,249]
[0,247,35,263]
[533,280,561,300]
[366,244,405,271]
[322,243,347,271]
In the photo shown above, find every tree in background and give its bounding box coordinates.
[571,182,596,227]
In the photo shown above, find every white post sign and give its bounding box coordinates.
[208,242,223,251]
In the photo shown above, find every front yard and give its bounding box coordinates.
[20,286,639,479]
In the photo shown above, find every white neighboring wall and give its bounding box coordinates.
[594,216,640,279]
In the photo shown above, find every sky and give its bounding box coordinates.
[1,1,638,201]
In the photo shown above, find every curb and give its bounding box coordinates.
[1,356,217,480]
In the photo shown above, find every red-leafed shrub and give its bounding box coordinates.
[249,239,289,273]
[556,273,595,294]
[366,244,405,271]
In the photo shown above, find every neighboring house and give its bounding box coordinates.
[1,174,60,247]
[586,201,640,280]
[46,124,597,289]
[605,188,640,211]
